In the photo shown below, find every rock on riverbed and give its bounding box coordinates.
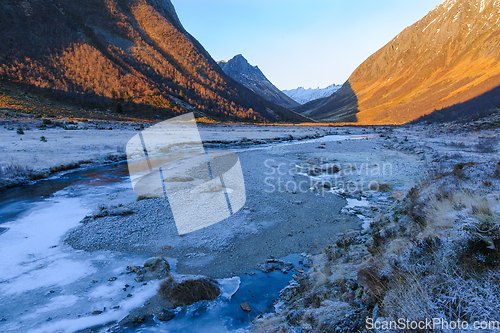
[126,257,170,282]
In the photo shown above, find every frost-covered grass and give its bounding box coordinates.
[253,160,500,332]
[0,126,135,189]
[475,136,499,154]
[0,121,340,190]
[0,162,36,182]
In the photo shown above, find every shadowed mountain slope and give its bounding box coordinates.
[0,0,302,122]
[218,55,299,109]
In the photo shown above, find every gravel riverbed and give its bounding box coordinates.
[65,130,427,279]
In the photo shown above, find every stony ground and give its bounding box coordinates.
[63,124,433,279]
[252,112,500,333]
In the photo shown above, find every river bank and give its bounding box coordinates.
[252,115,500,332]
[0,118,342,191]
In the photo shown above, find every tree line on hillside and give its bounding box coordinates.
[0,0,281,122]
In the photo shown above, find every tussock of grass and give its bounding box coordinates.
[494,162,500,179]
[476,137,499,153]
[254,160,500,332]
[0,163,39,189]
[158,275,220,306]
[447,140,468,148]
[0,163,35,179]
[0,150,127,190]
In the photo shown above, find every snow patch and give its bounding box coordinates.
[22,295,79,320]
[343,197,373,230]
[346,198,370,208]
[0,198,89,283]
[26,281,159,333]
[0,259,95,295]
[480,0,486,12]
[422,18,438,32]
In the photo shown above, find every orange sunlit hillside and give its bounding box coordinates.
[300,0,500,125]
[0,0,300,122]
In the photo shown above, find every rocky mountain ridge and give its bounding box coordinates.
[218,55,299,109]
[283,84,341,105]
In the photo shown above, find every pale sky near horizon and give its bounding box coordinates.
[172,0,444,90]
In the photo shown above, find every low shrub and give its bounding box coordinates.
[476,137,498,153]
[158,275,220,306]
[494,162,500,178]
[0,163,35,179]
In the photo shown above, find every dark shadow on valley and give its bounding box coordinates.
[293,81,359,123]
[412,84,500,124]
[0,80,180,120]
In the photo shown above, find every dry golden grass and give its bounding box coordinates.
[381,269,436,320]
[255,160,500,332]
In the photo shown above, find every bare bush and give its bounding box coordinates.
[447,141,468,148]
[476,137,499,153]
[494,162,500,178]
[0,163,35,180]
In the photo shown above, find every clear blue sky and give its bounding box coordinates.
[172,0,443,90]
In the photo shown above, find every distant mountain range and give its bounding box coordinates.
[297,0,500,124]
[0,0,303,122]
[217,55,340,109]
[283,85,341,105]
[218,55,299,109]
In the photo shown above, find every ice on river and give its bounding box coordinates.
[0,176,245,333]
[0,183,160,333]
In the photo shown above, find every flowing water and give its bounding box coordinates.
[0,134,374,332]
[0,139,331,332]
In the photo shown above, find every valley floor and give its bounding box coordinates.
[0,113,499,332]
[0,118,336,190]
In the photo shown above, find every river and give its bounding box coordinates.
[0,133,380,332]
[1,134,357,332]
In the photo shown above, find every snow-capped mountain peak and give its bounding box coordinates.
[282,84,341,105]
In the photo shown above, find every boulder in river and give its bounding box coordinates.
[93,205,133,218]
[126,265,142,274]
[256,259,293,273]
[156,309,175,322]
[240,302,251,312]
